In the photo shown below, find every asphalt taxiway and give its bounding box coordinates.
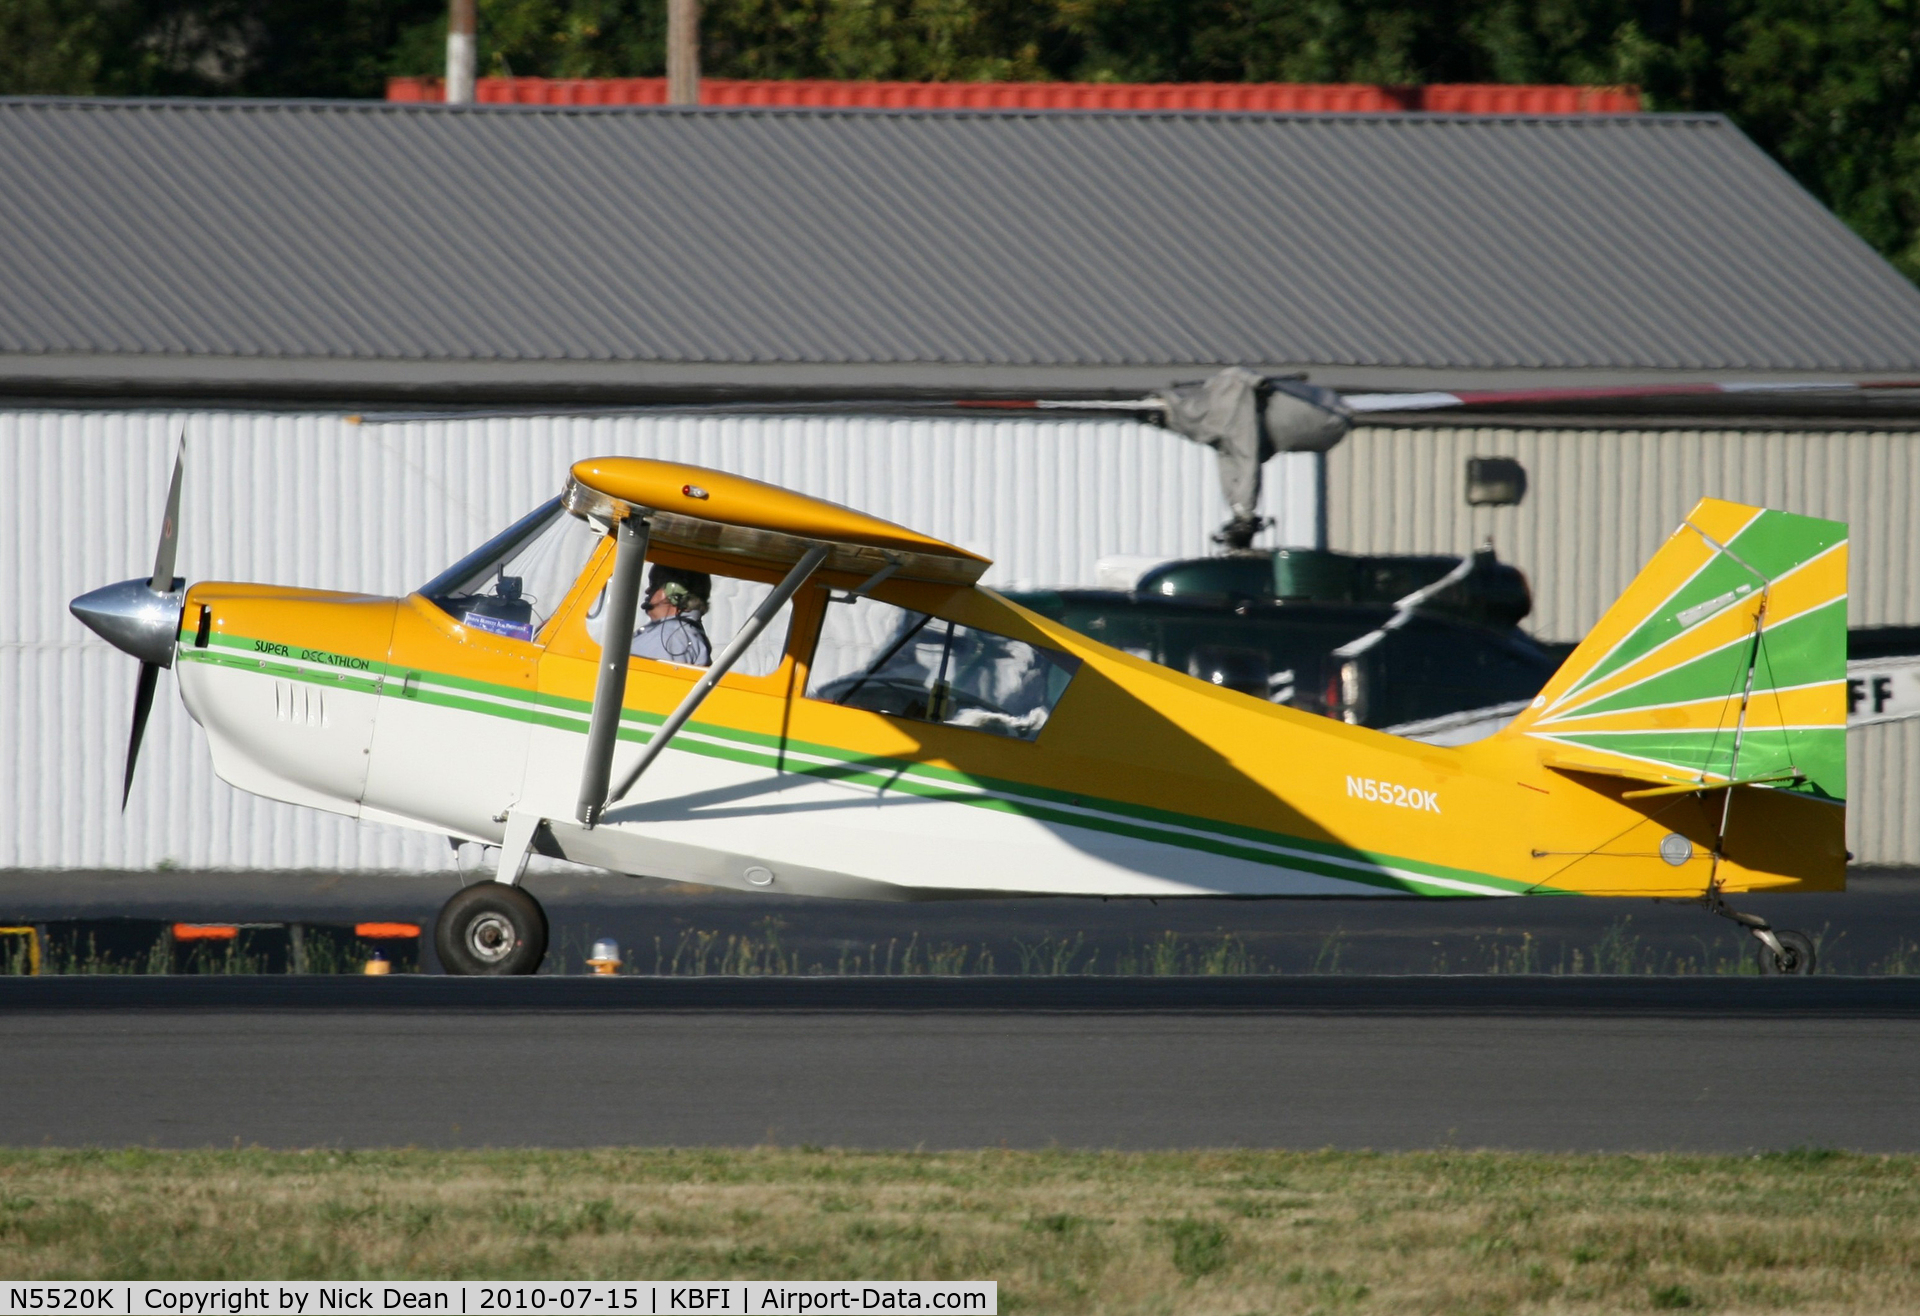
[3,976,1916,1153]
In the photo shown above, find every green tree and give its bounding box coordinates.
[1724,0,1920,278]
[1,0,442,97]
[2,0,129,93]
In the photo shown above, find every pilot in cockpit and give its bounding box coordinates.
[633,566,713,666]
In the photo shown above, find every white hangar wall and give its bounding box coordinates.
[1330,422,1920,865]
[4,406,1237,872]
[1330,423,1920,638]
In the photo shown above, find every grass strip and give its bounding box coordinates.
[19,921,1920,977]
[0,1148,1916,1313]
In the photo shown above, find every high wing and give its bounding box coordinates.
[563,457,989,586]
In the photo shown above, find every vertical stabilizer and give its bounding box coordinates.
[1502,499,1847,801]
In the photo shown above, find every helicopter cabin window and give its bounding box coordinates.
[806,595,1078,741]
[419,498,603,643]
[585,564,796,678]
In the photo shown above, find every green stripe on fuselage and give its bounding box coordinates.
[177,631,1566,898]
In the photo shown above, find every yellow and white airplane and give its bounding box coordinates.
[72,448,1846,975]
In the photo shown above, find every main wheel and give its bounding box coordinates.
[1755,928,1816,976]
[436,882,548,976]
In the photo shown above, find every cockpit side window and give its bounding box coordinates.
[584,563,797,677]
[805,594,1079,741]
[421,498,604,643]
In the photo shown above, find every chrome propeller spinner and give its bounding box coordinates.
[69,441,186,807]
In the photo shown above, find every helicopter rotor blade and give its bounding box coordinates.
[1338,380,1920,414]
[123,661,161,810]
[947,375,1920,417]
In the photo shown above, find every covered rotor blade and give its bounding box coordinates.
[1158,368,1269,529]
[123,661,161,809]
[149,439,185,592]
[1153,368,1351,549]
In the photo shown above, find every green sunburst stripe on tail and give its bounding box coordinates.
[1542,727,1845,799]
[1552,600,1844,721]
[1564,509,1846,701]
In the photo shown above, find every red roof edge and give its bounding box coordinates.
[385,77,1641,115]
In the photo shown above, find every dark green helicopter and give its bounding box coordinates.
[1007,369,1566,735]
[1007,542,1561,733]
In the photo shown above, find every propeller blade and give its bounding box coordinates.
[123,661,160,810]
[149,438,184,592]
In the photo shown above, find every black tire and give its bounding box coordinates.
[1755,928,1816,976]
[435,882,548,976]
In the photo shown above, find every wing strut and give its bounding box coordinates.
[607,545,830,809]
[576,514,652,826]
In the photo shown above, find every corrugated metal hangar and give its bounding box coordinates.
[7,96,1920,867]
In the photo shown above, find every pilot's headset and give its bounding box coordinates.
[650,567,711,619]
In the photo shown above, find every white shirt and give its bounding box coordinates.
[633,613,711,665]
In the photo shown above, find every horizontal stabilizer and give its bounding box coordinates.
[1538,750,1701,788]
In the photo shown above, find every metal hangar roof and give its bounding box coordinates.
[3,97,1920,403]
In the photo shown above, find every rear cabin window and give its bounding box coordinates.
[806,595,1078,741]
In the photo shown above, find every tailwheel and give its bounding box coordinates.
[1702,880,1816,977]
[1754,928,1816,976]
[436,882,548,976]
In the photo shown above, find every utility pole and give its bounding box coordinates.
[446,0,477,104]
[667,0,699,105]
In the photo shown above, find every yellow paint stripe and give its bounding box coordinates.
[1535,745,1712,787]
[1539,681,1844,735]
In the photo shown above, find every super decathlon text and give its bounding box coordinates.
[247,640,371,671]
[1346,776,1441,813]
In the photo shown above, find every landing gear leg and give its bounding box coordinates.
[491,810,542,888]
[1702,881,1815,975]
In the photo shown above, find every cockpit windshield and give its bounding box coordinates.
[420,498,605,641]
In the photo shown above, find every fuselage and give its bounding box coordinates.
[173,526,1845,903]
